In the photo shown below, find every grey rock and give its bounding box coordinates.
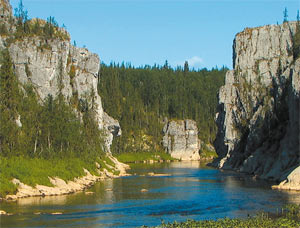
[163,120,200,160]
[214,22,300,188]
[103,112,121,152]
[0,0,12,21]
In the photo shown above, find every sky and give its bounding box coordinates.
[10,0,300,70]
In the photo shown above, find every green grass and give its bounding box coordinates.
[96,155,118,174]
[199,149,217,159]
[199,144,217,159]
[146,204,300,228]
[115,151,176,164]
[0,156,102,198]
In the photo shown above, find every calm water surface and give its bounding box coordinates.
[1,162,300,227]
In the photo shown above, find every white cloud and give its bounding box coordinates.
[176,56,203,69]
[186,56,203,67]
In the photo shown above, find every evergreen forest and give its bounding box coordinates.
[99,62,226,155]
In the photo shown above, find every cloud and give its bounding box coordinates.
[186,56,203,67]
[176,56,203,69]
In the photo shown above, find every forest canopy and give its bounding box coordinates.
[99,62,226,154]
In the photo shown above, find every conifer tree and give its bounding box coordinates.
[283,7,288,23]
[0,49,22,156]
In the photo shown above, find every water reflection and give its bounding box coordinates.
[1,162,300,228]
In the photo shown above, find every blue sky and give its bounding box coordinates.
[10,0,300,69]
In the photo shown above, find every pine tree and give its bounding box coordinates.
[0,49,22,156]
[283,7,288,23]
[184,61,189,73]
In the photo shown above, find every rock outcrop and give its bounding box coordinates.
[0,0,12,21]
[163,120,201,160]
[0,0,120,151]
[213,22,300,189]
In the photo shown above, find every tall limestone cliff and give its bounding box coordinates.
[163,120,201,161]
[213,22,300,190]
[0,0,120,151]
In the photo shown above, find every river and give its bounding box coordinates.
[1,162,300,227]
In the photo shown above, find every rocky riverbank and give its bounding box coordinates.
[2,156,130,201]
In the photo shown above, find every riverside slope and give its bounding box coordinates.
[213,22,300,190]
[4,155,129,201]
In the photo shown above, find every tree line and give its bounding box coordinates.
[99,62,226,154]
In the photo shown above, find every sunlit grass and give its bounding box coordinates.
[0,155,116,198]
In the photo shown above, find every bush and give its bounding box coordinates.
[293,24,300,60]
[148,205,300,227]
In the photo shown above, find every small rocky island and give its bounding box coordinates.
[163,120,201,161]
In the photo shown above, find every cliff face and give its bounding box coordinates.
[214,22,300,189]
[163,120,201,161]
[0,0,120,151]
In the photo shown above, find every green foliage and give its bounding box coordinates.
[283,7,288,23]
[199,144,217,159]
[0,24,8,35]
[147,205,300,227]
[99,63,226,155]
[10,0,70,42]
[0,49,105,159]
[293,22,300,60]
[0,49,22,156]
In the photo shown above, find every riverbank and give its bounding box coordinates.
[0,155,129,201]
[115,151,216,164]
[148,204,300,228]
[115,151,177,164]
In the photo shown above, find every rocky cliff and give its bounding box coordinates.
[213,22,300,190]
[0,0,120,151]
[163,120,201,160]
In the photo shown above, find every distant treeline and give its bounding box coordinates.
[99,62,226,154]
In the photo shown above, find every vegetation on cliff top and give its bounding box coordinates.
[0,0,70,44]
[292,16,300,60]
[99,63,226,155]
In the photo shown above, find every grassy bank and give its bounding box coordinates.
[116,148,217,164]
[197,143,218,161]
[115,151,176,164]
[146,204,300,228]
[0,155,117,198]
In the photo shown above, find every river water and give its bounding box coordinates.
[1,162,300,228]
